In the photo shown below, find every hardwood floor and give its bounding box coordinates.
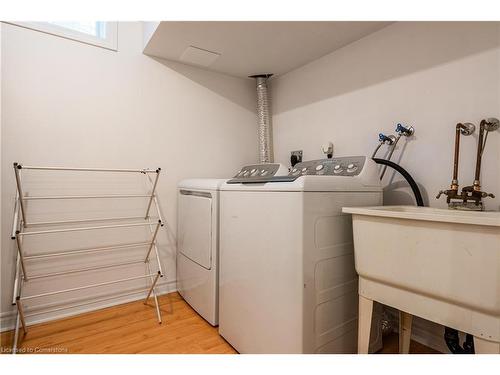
[378,333,440,354]
[1,292,236,354]
[1,292,437,354]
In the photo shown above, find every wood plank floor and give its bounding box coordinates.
[1,292,236,354]
[1,292,437,354]
[379,333,440,354]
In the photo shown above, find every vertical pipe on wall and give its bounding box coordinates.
[251,74,273,163]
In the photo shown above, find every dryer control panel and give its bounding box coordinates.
[290,156,366,177]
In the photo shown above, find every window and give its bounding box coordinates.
[47,22,107,39]
[8,21,118,51]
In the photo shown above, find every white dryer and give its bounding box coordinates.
[219,156,383,353]
[177,179,225,326]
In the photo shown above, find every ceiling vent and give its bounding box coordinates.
[179,45,221,67]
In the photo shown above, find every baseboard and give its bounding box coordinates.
[1,281,177,333]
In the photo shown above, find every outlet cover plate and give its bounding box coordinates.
[291,150,303,163]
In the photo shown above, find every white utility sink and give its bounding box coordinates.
[342,205,500,353]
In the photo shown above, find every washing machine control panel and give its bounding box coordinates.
[228,158,367,184]
[289,157,366,177]
[231,163,289,181]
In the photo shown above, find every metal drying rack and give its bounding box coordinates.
[10,163,165,353]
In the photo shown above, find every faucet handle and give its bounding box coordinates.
[480,192,495,199]
[436,190,446,199]
[378,133,395,144]
[396,123,415,136]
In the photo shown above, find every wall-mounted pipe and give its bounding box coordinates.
[250,74,273,163]
[452,123,475,190]
[473,118,499,190]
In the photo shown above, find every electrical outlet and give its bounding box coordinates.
[290,150,303,167]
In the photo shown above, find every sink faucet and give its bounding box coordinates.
[437,118,499,210]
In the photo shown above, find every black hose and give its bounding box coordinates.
[372,157,475,354]
[372,158,424,207]
[444,327,475,354]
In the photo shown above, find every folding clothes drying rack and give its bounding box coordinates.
[10,163,165,353]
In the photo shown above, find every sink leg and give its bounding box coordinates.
[474,337,500,354]
[399,311,413,354]
[358,295,373,354]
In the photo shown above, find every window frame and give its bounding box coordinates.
[6,21,118,51]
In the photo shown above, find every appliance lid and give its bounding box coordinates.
[178,178,227,191]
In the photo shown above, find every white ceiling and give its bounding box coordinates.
[142,21,392,78]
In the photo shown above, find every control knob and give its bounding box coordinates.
[347,163,358,173]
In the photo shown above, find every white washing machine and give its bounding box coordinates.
[219,156,383,353]
[177,164,288,326]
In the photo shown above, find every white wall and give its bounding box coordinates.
[271,21,500,352]
[273,22,500,209]
[1,21,257,329]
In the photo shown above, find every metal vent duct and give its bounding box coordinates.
[251,74,273,163]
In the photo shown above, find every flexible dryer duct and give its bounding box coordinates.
[251,74,273,163]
